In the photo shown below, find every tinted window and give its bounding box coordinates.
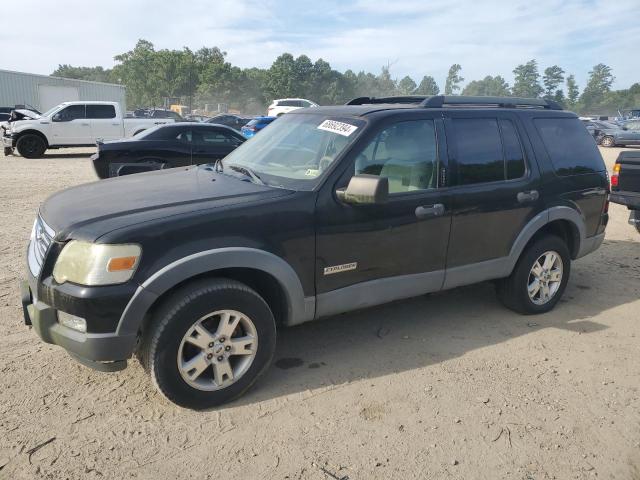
[140,126,190,141]
[453,118,504,185]
[57,105,85,121]
[0,113,9,121]
[86,104,116,119]
[246,119,259,127]
[278,100,299,107]
[535,118,605,176]
[355,119,438,194]
[500,119,526,179]
[193,129,242,146]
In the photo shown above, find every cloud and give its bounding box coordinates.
[1,0,638,89]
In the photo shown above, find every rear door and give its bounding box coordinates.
[87,104,122,141]
[191,127,244,165]
[443,112,542,285]
[622,121,640,144]
[51,104,90,145]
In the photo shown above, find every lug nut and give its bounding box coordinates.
[219,337,226,343]
[217,356,224,361]
[207,353,213,360]
[208,342,214,348]
[225,345,231,351]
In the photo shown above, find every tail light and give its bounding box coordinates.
[611,163,620,188]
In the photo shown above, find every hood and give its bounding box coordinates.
[40,165,292,241]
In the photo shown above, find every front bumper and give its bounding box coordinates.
[2,134,15,148]
[21,279,136,371]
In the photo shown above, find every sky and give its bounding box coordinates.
[2,0,639,91]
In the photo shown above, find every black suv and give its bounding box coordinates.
[21,96,609,409]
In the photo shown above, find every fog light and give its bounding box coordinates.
[57,311,87,333]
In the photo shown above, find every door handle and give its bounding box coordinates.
[81,123,90,126]
[517,190,539,203]
[415,203,445,219]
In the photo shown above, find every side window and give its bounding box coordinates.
[176,130,191,142]
[534,118,605,176]
[500,119,526,179]
[452,118,504,185]
[56,105,86,121]
[193,129,242,146]
[355,119,438,194]
[86,105,116,119]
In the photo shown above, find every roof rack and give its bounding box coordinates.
[346,95,563,110]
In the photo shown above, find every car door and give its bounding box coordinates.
[87,104,122,141]
[624,121,640,144]
[314,115,451,317]
[191,127,244,165]
[51,104,90,145]
[443,112,543,288]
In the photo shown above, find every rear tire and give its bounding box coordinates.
[138,278,276,410]
[600,136,615,147]
[16,134,46,158]
[496,235,570,314]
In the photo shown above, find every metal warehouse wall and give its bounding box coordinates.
[0,69,126,112]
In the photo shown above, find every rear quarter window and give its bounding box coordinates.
[534,118,605,176]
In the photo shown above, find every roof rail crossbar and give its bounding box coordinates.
[420,95,563,110]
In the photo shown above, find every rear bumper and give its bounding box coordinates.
[21,280,136,371]
[610,191,640,209]
[576,232,605,259]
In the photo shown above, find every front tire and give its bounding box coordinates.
[600,136,615,147]
[496,235,570,314]
[16,134,46,158]
[138,278,276,410]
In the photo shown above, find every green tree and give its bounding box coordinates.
[376,66,397,96]
[398,75,417,95]
[512,60,543,98]
[415,75,440,95]
[566,74,579,109]
[580,63,614,111]
[112,39,161,107]
[52,65,114,83]
[543,65,565,99]
[444,64,463,95]
[462,75,510,96]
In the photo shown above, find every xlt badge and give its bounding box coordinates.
[323,262,358,275]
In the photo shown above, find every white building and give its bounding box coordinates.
[0,69,126,112]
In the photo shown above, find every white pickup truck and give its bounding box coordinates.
[3,101,176,158]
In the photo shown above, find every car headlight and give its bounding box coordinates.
[53,241,141,286]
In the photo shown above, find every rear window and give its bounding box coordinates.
[246,119,260,127]
[86,104,116,119]
[534,118,605,176]
[277,100,300,107]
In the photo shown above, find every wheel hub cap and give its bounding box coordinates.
[177,310,258,391]
[528,250,563,305]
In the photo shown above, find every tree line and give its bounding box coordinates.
[52,39,640,116]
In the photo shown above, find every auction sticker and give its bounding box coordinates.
[317,119,358,137]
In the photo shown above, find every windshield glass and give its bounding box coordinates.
[221,113,365,190]
[40,106,62,118]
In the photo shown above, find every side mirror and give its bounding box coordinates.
[336,174,388,205]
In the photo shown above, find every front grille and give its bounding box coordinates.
[27,215,55,277]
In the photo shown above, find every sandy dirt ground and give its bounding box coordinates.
[0,146,638,480]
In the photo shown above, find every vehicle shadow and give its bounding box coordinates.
[43,152,95,159]
[229,238,638,408]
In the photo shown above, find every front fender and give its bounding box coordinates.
[116,247,314,336]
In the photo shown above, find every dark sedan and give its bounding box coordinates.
[205,114,251,130]
[91,123,245,179]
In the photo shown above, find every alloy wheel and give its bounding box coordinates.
[177,310,258,391]
[527,250,563,305]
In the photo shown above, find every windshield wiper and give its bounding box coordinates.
[227,164,265,185]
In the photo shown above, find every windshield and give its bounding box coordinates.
[41,105,63,118]
[221,113,365,190]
